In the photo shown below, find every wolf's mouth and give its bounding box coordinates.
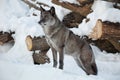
[44,23,46,25]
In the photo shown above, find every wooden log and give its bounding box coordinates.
[89,19,120,40]
[25,35,50,51]
[22,0,40,10]
[62,12,85,28]
[52,0,93,16]
[33,51,50,64]
[77,0,94,6]
[0,32,14,45]
[107,37,120,52]
[85,38,120,53]
[89,19,120,52]
[36,2,50,7]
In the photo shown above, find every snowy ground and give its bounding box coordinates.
[0,0,120,80]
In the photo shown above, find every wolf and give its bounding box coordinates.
[38,6,98,75]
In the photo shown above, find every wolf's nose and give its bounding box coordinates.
[38,21,41,24]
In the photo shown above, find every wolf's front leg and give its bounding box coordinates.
[59,48,64,69]
[51,47,57,68]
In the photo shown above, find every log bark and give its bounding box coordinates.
[0,32,14,45]
[25,35,50,51]
[89,19,120,52]
[52,0,93,16]
[33,51,50,64]
[85,38,120,53]
[77,0,94,6]
[62,12,85,28]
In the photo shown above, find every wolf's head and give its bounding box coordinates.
[38,6,57,27]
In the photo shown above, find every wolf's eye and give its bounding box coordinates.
[44,15,47,18]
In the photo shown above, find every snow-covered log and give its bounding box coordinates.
[62,12,85,28]
[52,0,93,16]
[89,19,120,52]
[89,19,120,40]
[0,31,14,45]
[77,0,94,6]
[21,0,50,11]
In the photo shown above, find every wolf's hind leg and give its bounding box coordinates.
[51,47,57,68]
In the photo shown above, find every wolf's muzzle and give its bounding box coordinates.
[38,21,41,24]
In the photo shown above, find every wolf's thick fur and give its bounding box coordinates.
[38,6,98,75]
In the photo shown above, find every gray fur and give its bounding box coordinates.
[38,6,98,75]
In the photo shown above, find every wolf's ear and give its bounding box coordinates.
[40,6,45,12]
[50,6,55,16]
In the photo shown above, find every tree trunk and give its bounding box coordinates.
[25,35,50,51]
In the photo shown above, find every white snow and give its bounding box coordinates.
[0,0,120,80]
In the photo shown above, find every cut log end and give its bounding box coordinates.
[89,19,102,40]
[0,42,3,45]
[26,35,50,51]
[26,35,33,51]
[88,19,120,52]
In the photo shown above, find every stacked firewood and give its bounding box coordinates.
[26,35,50,64]
[23,0,120,54]
[0,31,14,45]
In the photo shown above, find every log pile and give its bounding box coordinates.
[22,0,94,16]
[23,0,120,55]
[0,31,14,45]
[26,35,50,64]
